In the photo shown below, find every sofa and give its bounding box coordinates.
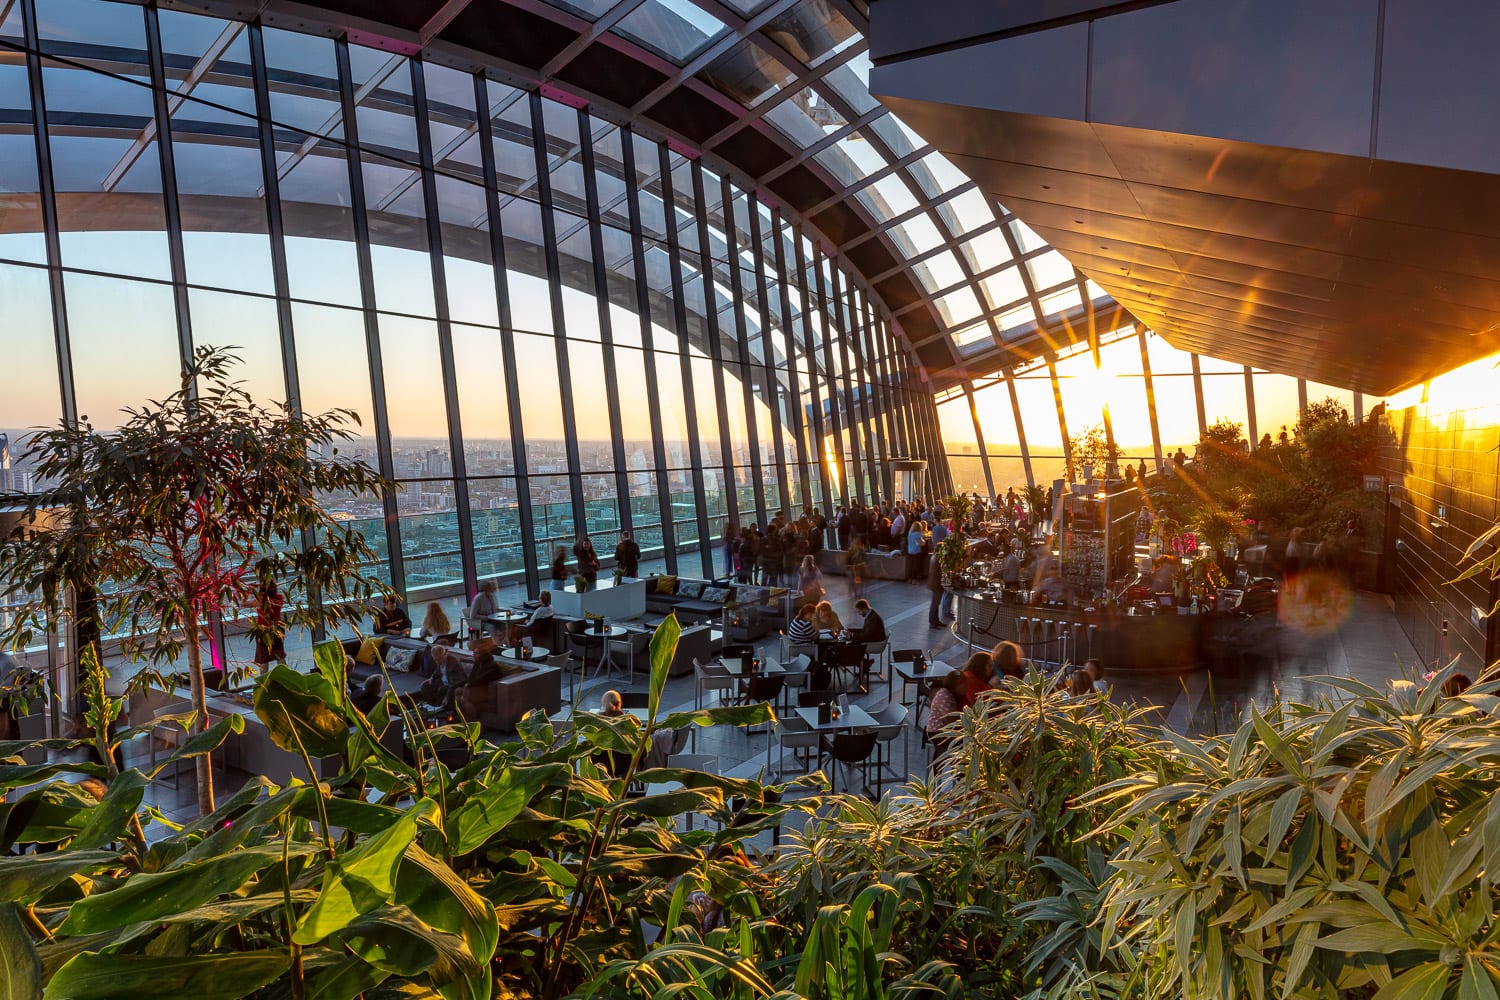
[816,547,909,581]
[667,623,718,677]
[456,662,563,732]
[643,575,736,624]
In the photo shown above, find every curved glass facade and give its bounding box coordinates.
[0,0,951,602]
[937,326,1365,495]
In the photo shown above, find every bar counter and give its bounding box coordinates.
[954,589,1274,672]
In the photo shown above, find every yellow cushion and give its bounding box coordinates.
[355,636,385,665]
[655,575,677,595]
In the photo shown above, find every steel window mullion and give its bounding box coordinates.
[831,265,872,501]
[143,6,194,378]
[619,128,677,573]
[808,243,851,504]
[965,381,996,498]
[247,25,301,420]
[1136,325,1164,473]
[788,226,832,512]
[1003,368,1035,490]
[475,74,539,596]
[1244,365,1259,450]
[1190,354,1208,439]
[577,112,633,538]
[757,203,802,514]
[848,283,884,498]
[1046,354,1071,479]
[689,162,738,539]
[335,36,405,597]
[19,0,77,428]
[528,92,588,539]
[863,301,893,481]
[721,177,768,525]
[659,147,713,579]
[411,58,477,597]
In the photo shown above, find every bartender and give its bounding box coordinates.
[1148,555,1180,595]
[1031,566,1068,605]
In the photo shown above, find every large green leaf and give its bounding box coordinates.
[0,760,108,792]
[293,800,432,944]
[607,787,724,819]
[648,613,681,722]
[0,902,41,1000]
[58,844,308,935]
[0,851,121,904]
[41,951,290,1000]
[333,904,478,980]
[313,639,349,707]
[143,714,246,781]
[305,954,391,1000]
[8,783,99,847]
[69,770,149,851]
[1371,962,1451,1000]
[449,764,567,856]
[252,664,348,759]
[658,702,775,731]
[395,844,498,1000]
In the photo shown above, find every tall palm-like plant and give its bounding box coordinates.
[0,346,392,814]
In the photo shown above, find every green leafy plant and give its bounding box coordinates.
[1068,423,1121,483]
[0,346,392,813]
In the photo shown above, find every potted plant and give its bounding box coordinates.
[574,573,589,593]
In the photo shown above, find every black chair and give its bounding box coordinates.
[740,674,785,732]
[621,691,650,710]
[828,644,869,693]
[797,689,838,708]
[820,730,878,796]
[721,643,755,663]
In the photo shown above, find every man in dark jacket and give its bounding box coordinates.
[848,599,886,642]
[614,530,641,578]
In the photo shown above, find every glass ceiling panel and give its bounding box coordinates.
[980,265,1028,310]
[934,187,993,237]
[719,0,774,14]
[854,171,919,222]
[958,226,1013,273]
[912,248,966,294]
[1026,250,1076,291]
[999,302,1039,339]
[697,37,794,107]
[819,58,878,117]
[762,0,859,69]
[934,286,982,327]
[764,88,837,147]
[908,151,969,199]
[1040,285,1083,318]
[866,114,917,159]
[1010,218,1048,253]
[614,0,728,64]
[811,130,885,186]
[951,320,993,353]
[540,0,619,19]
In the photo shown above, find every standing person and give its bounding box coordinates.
[614,530,641,578]
[835,506,852,550]
[927,548,947,629]
[574,534,600,588]
[252,579,286,668]
[738,527,760,584]
[550,546,569,591]
[846,536,868,599]
[721,521,738,579]
[797,554,825,606]
[760,525,782,586]
[808,507,827,554]
[906,519,926,582]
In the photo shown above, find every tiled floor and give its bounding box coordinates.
[95,571,1423,826]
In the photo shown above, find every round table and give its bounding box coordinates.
[577,625,627,678]
[499,646,550,662]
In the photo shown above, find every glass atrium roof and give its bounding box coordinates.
[249,0,1124,386]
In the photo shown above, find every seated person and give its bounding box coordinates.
[419,643,472,707]
[787,603,819,644]
[960,651,992,707]
[599,689,624,716]
[419,601,452,641]
[508,591,554,647]
[351,674,384,715]
[374,594,412,636]
[813,601,842,635]
[845,599,886,642]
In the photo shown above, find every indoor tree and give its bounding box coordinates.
[0,346,392,814]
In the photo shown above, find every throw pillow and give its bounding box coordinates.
[701,587,730,604]
[655,574,677,595]
[355,636,385,665]
[385,646,419,673]
[678,580,705,600]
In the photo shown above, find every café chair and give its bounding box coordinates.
[820,730,878,797]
